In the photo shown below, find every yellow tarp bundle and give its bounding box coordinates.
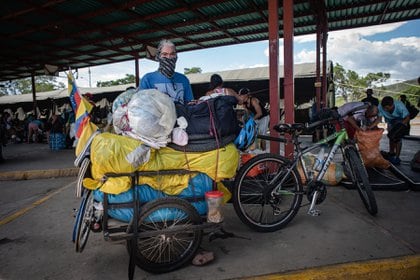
[86,133,239,195]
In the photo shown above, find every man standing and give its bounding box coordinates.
[139,39,194,104]
[361,88,379,106]
[378,96,410,165]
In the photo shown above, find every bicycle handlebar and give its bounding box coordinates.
[273,103,371,136]
[306,117,335,130]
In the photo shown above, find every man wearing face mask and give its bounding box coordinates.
[139,39,194,104]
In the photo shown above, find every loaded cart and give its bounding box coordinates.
[69,86,246,279]
[71,131,239,279]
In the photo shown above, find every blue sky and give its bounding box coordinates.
[74,19,420,88]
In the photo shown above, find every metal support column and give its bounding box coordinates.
[315,28,321,112]
[31,74,37,114]
[322,25,328,108]
[268,0,280,154]
[135,57,140,88]
[283,0,295,158]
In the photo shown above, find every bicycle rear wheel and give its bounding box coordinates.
[233,153,303,232]
[345,145,378,215]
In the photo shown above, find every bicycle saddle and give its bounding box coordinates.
[273,123,305,134]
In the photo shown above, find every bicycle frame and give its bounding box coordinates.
[298,128,349,185]
[271,128,349,196]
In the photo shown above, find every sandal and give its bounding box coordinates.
[192,250,214,266]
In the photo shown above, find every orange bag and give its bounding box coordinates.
[355,129,390,169]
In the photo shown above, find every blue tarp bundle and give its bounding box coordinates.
[93,172,212,222]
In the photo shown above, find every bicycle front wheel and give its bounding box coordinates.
[345,145,378,215]
[233,153,303,232]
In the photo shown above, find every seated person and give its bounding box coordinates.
[337,101,380,139]
[204,74,241,103]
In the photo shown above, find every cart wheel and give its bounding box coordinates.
[74,190,94,253]
[126,197,203,273]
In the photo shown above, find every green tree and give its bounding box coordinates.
[333,63,390,102]
[96,74,135,87]
[184,67,202,75]
[4,76,65,95]
[402,85,420,106]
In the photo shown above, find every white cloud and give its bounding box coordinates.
[328,33,420,80]
[273,21,419,81]
[294,34,316,43]
[329,22,406,39]
[295,49,316,64]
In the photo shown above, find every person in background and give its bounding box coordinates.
[27,117,44,143]
[361,88,379,106]
[239,88,269,151]
[139,39,194,104]
[400,94,419,124]
[205,74,241,103]
[337,101,380,139]
[378,96,410,165]
[399,94,412,109]
[45,113,64,144]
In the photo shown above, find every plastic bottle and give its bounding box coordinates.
[313,145,326,171]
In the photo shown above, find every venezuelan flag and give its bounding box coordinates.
[68,72,99,156]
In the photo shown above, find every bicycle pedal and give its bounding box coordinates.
[273,207,281,216]
[307,209,321,216]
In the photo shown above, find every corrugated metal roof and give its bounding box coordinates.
[0,0,419,82]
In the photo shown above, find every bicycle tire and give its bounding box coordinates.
[345,145,378,215]
[233,153,303,232]
[75,190,93,252]
[126,197,203,273]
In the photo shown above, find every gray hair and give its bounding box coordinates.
[156,39,176,60]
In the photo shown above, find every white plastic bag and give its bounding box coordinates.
[172,117,189,146]
[127,89,177,148]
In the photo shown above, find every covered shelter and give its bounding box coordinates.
[1,0,419,153]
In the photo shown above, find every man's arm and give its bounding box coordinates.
[402,115,410,125]
[398,102,410,125]
[184,82,194,102]
[347,115,361,130]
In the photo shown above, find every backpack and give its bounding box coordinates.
[407,105,419,120]
[175,95,241,138]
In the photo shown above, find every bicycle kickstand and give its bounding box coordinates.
[307,190,321,216]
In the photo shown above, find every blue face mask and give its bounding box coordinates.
[158,56,177,78]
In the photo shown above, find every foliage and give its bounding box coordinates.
[0,76,65,95]
[402,85,420,106]
[184,67,202,75]
[96,74,135,87]
[333,63,390,102]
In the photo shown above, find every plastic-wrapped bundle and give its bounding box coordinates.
[112,89,177,148]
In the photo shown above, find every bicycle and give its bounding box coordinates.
[232,105,378,232]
